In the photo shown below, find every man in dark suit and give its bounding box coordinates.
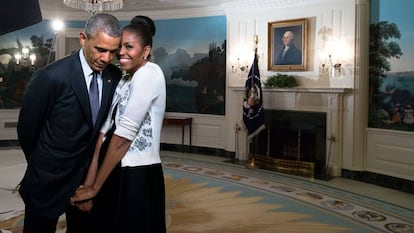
[275,30,302,65]
[17,13,122,233]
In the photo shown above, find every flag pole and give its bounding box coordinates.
[246,34,260,169]
[234,123,241,162]
[253,34,258,54]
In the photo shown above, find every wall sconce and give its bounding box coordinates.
[320,54,343,77]
[318,27,352,78]
[319,38,351,77]
[232,57,249,75]
[14,47,36,71]
[231,42,251,78]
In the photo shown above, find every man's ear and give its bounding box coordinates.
[79,32,87,46]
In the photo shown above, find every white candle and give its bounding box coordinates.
[14,53,21,65]
[22,48,29,58]
[30,54,36,65]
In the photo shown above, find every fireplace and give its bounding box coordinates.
[231,87,350,179]
[250,110,327,179]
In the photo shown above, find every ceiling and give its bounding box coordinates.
[39,0,245,17]
[38,0,323,19]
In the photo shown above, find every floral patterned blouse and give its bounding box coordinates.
[100,62,166,167]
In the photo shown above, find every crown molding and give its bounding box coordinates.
[41,0,338,21]
[222,0,336,14]
[41,6,227,21]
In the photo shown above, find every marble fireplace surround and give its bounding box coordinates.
[233,87,351,177]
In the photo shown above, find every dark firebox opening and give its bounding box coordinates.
[251,110,327,179]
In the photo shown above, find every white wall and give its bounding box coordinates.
[222,0,414,181]
[0,109,18,140]
[367,129,414,180]
[224,0,357,169]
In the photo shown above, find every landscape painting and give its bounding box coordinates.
[0,16,226,115]
[0,20,84,109]
[369,0,414,132]
[0,21,55,109]
[152,16,226,115]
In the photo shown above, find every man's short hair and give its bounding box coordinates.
[283,31,295,40]
[84,13,121,39]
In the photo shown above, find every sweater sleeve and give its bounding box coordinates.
[114,64,161,140]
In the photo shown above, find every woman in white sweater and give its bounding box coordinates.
[71,15,166,233]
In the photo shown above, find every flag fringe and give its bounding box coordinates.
[247,124,266,141]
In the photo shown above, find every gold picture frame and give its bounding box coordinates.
[268,18,307,71]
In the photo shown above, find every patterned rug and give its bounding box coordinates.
[1,156,413,233]
[162,158,414,233]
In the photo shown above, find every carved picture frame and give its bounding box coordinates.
[268,18,307,71]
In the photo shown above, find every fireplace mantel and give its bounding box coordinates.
[231,86,350,93]
[263,87,350,93]
[231,87,352,177]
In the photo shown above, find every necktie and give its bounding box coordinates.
[89,71,99,125]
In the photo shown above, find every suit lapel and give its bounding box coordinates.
[68,52,94,127]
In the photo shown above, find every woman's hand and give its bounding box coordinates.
[70,185,98,205]
[75,200,94,212]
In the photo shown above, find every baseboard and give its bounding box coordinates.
[342,169,414,194]
[0,140,19,148]
[160,143,235,159]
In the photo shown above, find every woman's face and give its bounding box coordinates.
[117,30,150,74]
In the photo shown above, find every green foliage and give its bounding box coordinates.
[369,21,402,98]
[368,21,403,127]
[263,73,298,88]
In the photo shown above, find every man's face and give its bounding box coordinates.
[282,32,293,46]
[79,31,120,71]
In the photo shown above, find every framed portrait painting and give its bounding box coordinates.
[268,18,307,71]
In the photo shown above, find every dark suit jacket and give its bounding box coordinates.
[275,43,302,65]
[17,51,121,218]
